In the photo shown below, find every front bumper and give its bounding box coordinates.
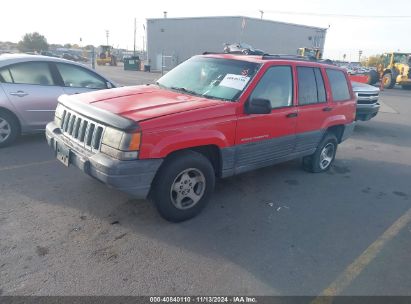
[46,122,163,199]
[356,103,380,121]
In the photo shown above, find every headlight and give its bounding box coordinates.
[101,127,141,160]
[54,103,65,127]
[55,103,65,119]
[101,127,123,149]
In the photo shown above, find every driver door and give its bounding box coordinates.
[234,65,298,174]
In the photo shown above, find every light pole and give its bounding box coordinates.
[358,50,363,63]
[259,10,264,19]
[105,30,109,46]
[133,18,136,57]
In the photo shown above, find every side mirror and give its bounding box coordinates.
[106,82,113,89]
[245,98,272,114]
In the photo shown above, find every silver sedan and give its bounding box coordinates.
[0,54,116,147]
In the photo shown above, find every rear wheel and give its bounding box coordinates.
[150,151,215,222]
[303,133,338,173]
[0,111,20,148]
[382,73,396,89]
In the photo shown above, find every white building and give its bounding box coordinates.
[146,16,327,71]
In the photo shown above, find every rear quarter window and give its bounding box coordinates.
[0,68,13,83]
[326,69,351,101]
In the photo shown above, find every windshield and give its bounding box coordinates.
[393,53,410,64]
[157,57,260,101]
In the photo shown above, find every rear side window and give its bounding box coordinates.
[297,66,326,105]
[7,62,54,85]
[250,66,293,109]
[326,69,351,101]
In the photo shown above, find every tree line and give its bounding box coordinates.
[14,32,95,53]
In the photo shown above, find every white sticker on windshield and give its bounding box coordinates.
[219,74,250,91]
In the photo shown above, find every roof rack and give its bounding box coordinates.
[262,54,317,61]
[202,51,246,55]
[262,54,335,65]
[201,52,335,65]
[202,52,223,55]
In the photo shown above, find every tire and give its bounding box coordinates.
[0,110,20,148]
[150,150,215,222]
[302,133,338,173]
[382,73,396,89]
[367,70,379,85]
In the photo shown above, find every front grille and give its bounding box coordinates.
[356,92,379,105]
[60,107,105,151]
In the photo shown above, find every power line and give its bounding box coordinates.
[263,10,411,19]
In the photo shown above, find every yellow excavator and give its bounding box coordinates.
[378,52,411,89]
[297,47,323,60]
[96,45,117,66]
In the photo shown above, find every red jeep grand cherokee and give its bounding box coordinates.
[46,54,356,222]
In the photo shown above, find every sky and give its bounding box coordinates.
[1,0,411,60]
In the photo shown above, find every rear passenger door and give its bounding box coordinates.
[295,66,330,154]
[0,61,64,130]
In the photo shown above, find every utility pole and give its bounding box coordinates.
[133,18,136,57]
[106,30,109,46]
[259,10,264,19]
[143,23,146,61]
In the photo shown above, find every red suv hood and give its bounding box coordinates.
[72,85,224,122]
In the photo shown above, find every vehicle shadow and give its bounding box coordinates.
[353,120,411,148]
[5,155,411,295]
[11,133,46,147]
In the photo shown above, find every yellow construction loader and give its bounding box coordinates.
[297,47,323,60]
[378,52,411,89]
[96,45,117,66]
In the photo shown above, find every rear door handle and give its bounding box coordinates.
[323,107,333,112]
[286,112,298,118]
[10,91,28,97]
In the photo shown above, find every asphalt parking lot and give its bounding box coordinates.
[1,65,411,297]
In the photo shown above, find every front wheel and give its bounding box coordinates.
[303,133,338,173]
[150,151,215,222]
[382,73,396,89]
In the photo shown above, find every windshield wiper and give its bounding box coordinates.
[202,94,233,102]
[156,81,166,89]
[169,86,200,96]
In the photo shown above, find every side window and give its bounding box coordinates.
[250,66,293,109]
[0,68,13,83]
[56,63,107,89]
[314,68,327,102]
[8,62,54,85]
[297,67,326,105]
[326,69,351,101]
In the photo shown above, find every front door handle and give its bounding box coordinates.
[323,107,333,112]
[10,91,28,97]
[286,112,298,118]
